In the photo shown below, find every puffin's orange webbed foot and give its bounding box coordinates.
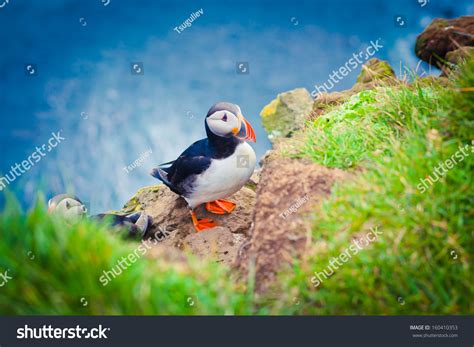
[191,211,217,232]
[205,199,236,214]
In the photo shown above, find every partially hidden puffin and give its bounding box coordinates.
[150,102,256,232]
[48,194,151,239]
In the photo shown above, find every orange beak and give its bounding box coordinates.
[236,115,257,142]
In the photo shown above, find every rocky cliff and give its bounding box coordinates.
[114,15,473,294]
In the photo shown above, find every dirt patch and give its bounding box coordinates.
[183,227,247,265]
[236,156,348,293]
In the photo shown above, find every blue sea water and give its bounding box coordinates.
[0,0,472,213]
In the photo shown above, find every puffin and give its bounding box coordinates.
[150,102,257,232]
[48,194,151,239]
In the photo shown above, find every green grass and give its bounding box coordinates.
[273,59,474,314]
[299,89,395,169]
[0,194,253,315]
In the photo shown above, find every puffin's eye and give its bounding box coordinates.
[221,114,227,122]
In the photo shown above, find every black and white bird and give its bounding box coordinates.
[150,102,257,231]
[48,194,151,238]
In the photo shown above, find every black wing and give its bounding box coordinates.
[151,139,212,196]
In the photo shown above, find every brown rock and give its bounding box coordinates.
[446,46,474,65]
[236,157,348,293]
[355,58,396,84]
[119,183,256,266]
[260,88,314,142]
[314,91,350,106]
[415,16,474,67]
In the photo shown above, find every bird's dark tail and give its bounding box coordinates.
[150,167,170,184]
[151,160,177,193]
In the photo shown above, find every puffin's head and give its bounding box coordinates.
[48,194,87,222]
[205,102,256,142]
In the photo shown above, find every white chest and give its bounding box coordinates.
[185,142,256,208]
